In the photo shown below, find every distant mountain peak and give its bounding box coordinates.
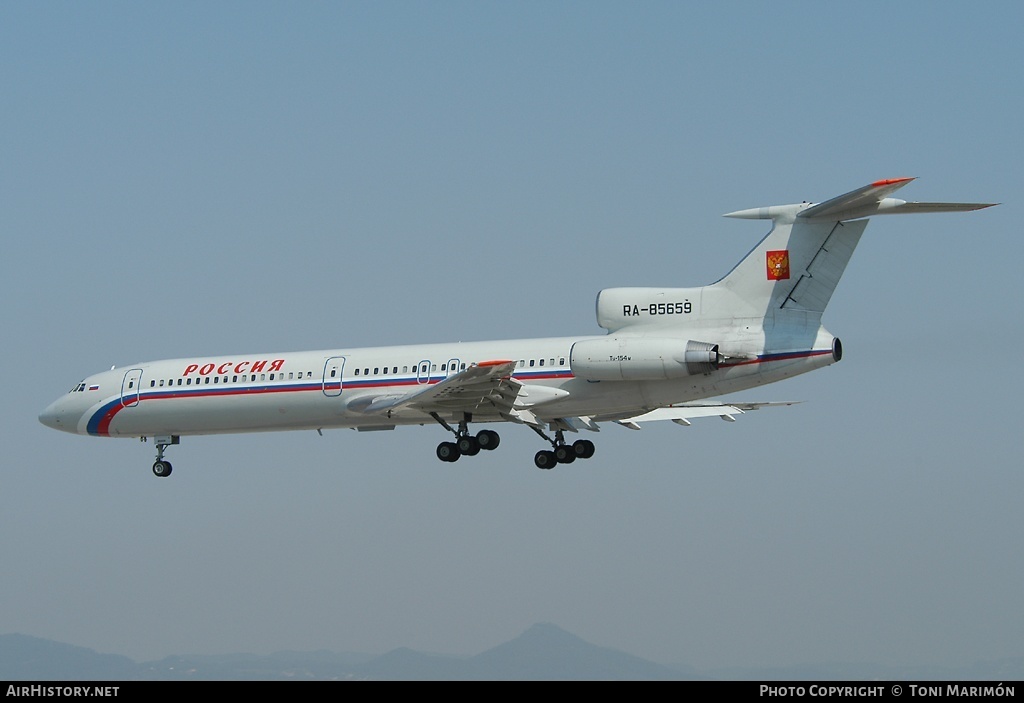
[469,623,684,680]
[518,622,584,643]
[523,622,571,635]
[0,633,137,681]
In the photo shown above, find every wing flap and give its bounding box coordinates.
[610,401,798,428]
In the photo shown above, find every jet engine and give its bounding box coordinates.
[570,337,720,381]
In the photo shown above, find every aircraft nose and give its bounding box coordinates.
[39,400,65,431]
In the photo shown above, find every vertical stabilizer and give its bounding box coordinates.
[594,179,993,334]
[705,178,995,320]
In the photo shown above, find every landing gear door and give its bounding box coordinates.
[121,369,143,408]
[322,356,345,397]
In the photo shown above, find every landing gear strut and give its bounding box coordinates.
[530,427,596,470]
[151,435,179,477]
[432,413,500,463]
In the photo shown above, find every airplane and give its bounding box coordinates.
[39,178,995,476]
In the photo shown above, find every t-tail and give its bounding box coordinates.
[711,177,995,319]
[596,177,995,333]
[580,178,994,385]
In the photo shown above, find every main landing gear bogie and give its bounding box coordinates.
[530,429,596,470]
[432,414,502,463]
[435,429,500,463]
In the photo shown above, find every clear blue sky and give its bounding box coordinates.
[2,2,1021,669]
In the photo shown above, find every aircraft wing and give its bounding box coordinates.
[607,401,798,430]
[348,360,523,417]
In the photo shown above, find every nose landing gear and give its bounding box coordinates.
[149,435,179,477]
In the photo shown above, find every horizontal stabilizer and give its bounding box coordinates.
[797,177,918,219]
[798,177,997,220]
[868,201,998,215]
[724,178,997,222]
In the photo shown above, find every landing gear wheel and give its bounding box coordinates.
[572,439,596,459]
[436,442,461,463]
[534,450,557,470]
[554,445,576,464]
[476,429,500,451]
[151,435,179,476]
[457,435,481,456]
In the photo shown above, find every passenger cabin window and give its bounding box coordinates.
[529,360,535,367]
[539,359,545,366]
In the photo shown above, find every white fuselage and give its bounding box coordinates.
[39,329,838,440]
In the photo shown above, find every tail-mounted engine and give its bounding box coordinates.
[570,337,720,381]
